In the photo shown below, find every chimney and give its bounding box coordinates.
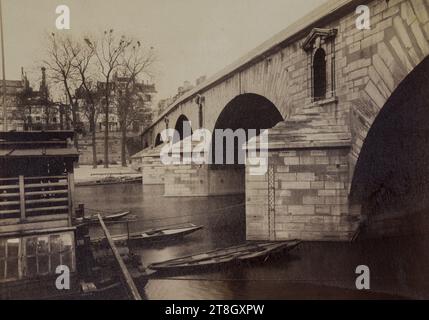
[41,67,46,86]
[196,75,206,86]
[40,67,48,98]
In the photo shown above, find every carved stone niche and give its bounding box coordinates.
[302,28,337,52]
[302,28,338,103]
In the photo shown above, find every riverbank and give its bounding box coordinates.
[74,165,141,183]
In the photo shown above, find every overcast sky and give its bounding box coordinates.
[2,0,326,100]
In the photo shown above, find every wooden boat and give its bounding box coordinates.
[46,245,153,300]
[148,240,301,272]
[79,269,152,300]
[90,224,204,245]
[79,250,152,299]
[76,210,131,223]
[76,176,142,187]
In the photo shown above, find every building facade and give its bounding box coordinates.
[76,73,156,165]
[1,67,61,132]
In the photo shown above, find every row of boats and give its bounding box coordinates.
[79,210,301,298]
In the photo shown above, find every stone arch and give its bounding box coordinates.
[154,133,162,147]
[174,114,193,143]
[350,3,429,164]
[350,55,429,237]
[211,93,284,166]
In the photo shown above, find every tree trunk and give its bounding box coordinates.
[104,107,109,168]
[92,128,97,169]
[71,103,79,150]
[59,105,64,130]
[64,81,79,150]
[121,125,127,167]
[104,84,110,168]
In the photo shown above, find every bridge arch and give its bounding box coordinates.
[154,133,162,147]
[350,55,429,236]
[211,93,284,166]
[214,93,283,133]
[174,114,193,143]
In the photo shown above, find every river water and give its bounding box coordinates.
[75,184,429,300]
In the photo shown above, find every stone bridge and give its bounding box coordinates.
[140,0,429,242]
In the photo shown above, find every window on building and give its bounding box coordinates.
[24,233,74,278]
[0,232,75,282]
[313,48,327,100]
[0,238,20,282]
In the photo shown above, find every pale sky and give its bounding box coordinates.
[2,0,326,101]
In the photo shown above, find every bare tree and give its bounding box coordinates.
[69,40,101,168]
[77,83,102,168]
[84,30,132,168]
[42,33,80,148]
[116,42,156,166]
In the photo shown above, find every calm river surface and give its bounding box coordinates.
[75,184,429,300]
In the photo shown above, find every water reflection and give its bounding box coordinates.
[76,184,427,299]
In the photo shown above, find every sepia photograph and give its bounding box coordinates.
[0,0,429,309]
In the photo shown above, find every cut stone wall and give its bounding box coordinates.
[142,155,166,185]
[78,132,123,165]
[164,164,209,197]
[247,146,361,241]
[141,144,168,185]
[164,164,245,197]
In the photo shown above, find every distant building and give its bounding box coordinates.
[76,72,156,135]
[195,75,207,86]
[155,76,206,116]
[76,73,157,165]
[0,67,59,131]
[0,76,25,131]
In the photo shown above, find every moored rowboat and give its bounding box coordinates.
[76,210,131,224]
[148,240,301,272]
[91,224,204,245]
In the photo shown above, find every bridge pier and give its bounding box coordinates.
[246,120,361,242]
[164,164,244,197]
[141,143,245,196]
[141,145,166,185]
